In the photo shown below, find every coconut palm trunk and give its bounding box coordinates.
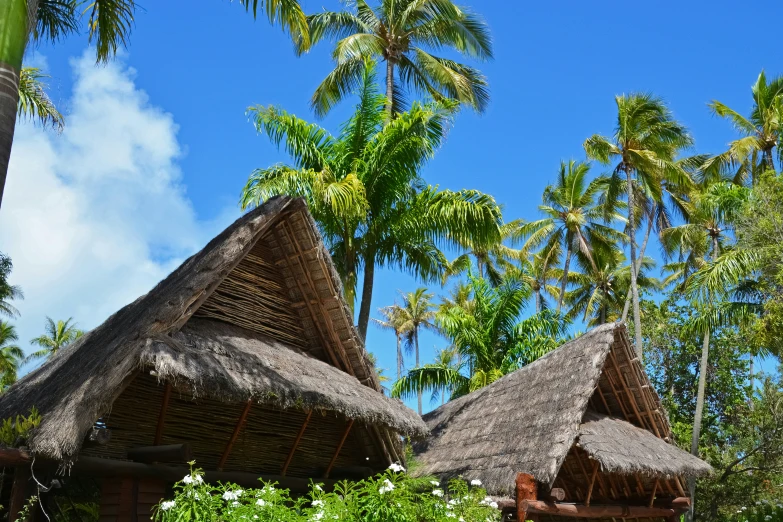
[385,60,395,119]
[622,216,654,322]
[688,235,719,519]
[625,167,643,356]
[557,246,572,312]
[357,250,376,342]
[415,328,422,415]
[396,332,402,381]
[0,0,34,209]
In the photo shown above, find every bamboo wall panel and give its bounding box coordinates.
[83,374,384,480]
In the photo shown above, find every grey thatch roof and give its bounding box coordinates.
[0,197,426,463]
[413,323,711,496]
[577,411,712,478]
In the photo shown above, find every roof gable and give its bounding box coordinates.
[0,197,409,462]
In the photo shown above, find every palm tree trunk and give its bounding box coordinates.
[385,60,395,120]
[626,167,643,357]
[688,237,720,521]
[357,251,375,343]
[622,216,654,323]
[535,287,541,313]
[415,328,422,415]
[396,333,402,381]
[764,147,775,173]
[0,0,33,209]
[557,246,572,312]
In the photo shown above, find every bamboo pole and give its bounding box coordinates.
[281,411,312,476]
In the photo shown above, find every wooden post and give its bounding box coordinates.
[585,461,599,506]
[281,410,312,476]
[324,419,354,478]
[154,383,172,445]
[217,399,253,471]
[9,465,31,522]
[515,473,537,522]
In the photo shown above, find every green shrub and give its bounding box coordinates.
[734,501,783,522]
[0,407,41,446]
[153,462,502,522]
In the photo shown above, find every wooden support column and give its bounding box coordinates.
[325,420,354,478]
[281,410,312,476]
[515,473,537,522]
[218,399,253,471]
[154,383,172,445]
[8,465,31,522]
[585,461,599,506]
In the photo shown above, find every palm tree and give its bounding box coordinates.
[517,160,624,314]
[0,0,310,209]
[391,271,569,403]
[0,321,24,385]
[428,346,462,406]
[24,317,83,364]
[565,247,658,326]
[241,61,501,342]
[398,287,437,415]
[17,67,64,131]
[707,70,783,179]
[372,303,408,380]
[662,182,750,468]
[584,94,693,356]
[299,0,492,118]
[442,220,525,286]
[0,254,22,319]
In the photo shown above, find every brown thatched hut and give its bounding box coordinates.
[413,323,711,522]
[0,196,425,521]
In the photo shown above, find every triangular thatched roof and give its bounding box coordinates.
[413,323,711,497]
[0,196,426,463]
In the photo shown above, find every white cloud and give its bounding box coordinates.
[1,51,237,366]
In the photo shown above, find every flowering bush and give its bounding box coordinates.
[153,463,502,522]
[735,500,783,522]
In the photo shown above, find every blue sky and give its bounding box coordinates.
[3,0,781,409]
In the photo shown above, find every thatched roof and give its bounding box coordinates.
[577,411,711,477]
[0,196,426,463]
[413,323,711,497]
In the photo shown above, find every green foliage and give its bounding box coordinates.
[392,270,569,401]
[25,317,85,365]
[301,0,492,116]
[0,253,22,319]
[17,67,65,131]
[0,407,41,447]
[153,463,501,522]
[733,502,783,522]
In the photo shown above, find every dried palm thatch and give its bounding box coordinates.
[577,411,711,478]
[413,323,711,497]
[0,196,425,464]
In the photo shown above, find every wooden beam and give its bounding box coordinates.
[9,465,31,522]
[281,410,312,476]
[218,399,253,471]
[515,473,537,522]
[585,461,599,506]
[648,480,658,508]
[128,444,192,464]
[521,500,688,519]
[154,383,172,445]
[325,419,354,478]
[0,448,31,466]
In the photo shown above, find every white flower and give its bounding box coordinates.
[161,501,176,511]
[314,484,324,492]
[193,474,204,484]
[256,499,266,507]
[312,500,325,507]
[459,518,465,522]
[223,490,243,501]
[232,501,240,507]
[388,463,406,473]
[182,475,194,484]
[764,516,772,521]
[446,513,456,519]
[490,502,498,509]
[311,512,324,521]
[379,478,396,494]
[470,479,482,486]
[432,489,444,497]
[430,480,440,486]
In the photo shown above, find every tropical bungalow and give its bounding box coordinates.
[0,196,426,521]
[413,323,712,522]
